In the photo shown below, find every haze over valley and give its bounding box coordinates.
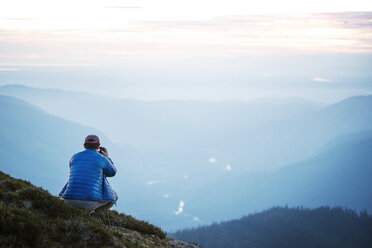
[1,85,371,231]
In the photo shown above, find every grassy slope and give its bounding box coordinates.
[0,170,175,248]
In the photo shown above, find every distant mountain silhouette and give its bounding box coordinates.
[172,206,372,248]
[318,128,372,153]
[0,84,324,171]
[1,85,371,174]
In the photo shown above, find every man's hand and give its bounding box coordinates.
[99,147,109,158]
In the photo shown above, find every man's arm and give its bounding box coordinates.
[102,156,117,177]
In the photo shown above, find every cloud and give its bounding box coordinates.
[313,77,332,82]
[193,216,200,221]
[225,164,232,171]
[208,157,217,164]
[0,68,20,71]
[175,201,185,215]
[163,193,170,198]
[146,180,159,185]
[184,175,188,179]
[1,12,372,63]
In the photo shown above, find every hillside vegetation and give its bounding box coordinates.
[0,170,199,248]
[173,206,372,248]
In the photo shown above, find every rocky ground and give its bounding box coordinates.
[112,226,199,248]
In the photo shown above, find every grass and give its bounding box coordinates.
[0,170,167,248]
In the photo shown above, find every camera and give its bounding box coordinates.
[99,147,107,155]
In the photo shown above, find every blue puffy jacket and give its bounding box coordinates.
[59,149,118,203]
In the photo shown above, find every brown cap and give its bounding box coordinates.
[84,135,100,145]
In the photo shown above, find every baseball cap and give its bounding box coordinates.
[84,134,100,145]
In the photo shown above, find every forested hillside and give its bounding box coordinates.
[173,206,372,248]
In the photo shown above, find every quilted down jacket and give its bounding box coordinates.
[59,149,118,203]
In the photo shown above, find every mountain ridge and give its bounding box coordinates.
[0,84,326,105]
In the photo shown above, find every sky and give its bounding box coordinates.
[0,1,372,102]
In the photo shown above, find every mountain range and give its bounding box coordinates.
[0,85,371,231]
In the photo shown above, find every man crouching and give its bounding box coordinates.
[59,134,118,216]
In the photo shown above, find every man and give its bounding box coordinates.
[59,135,118,215]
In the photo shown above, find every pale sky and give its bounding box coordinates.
[0,1,371,102]
[2,0,372,25]
[1,1,372,62]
